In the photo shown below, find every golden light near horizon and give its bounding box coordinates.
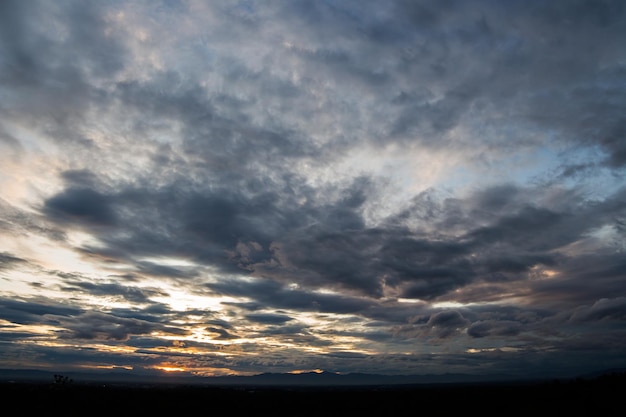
[87,364,134,371]
[155,365,186,373]
[288,368,326,374]
[466,347,522,354]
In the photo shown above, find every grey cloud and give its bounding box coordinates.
[44,188,117,226]
[0,251,27,270]
[393,310,470,340]
[481,253,557,276]
[467,207,567,251]
[525,75,626,168]
[206,327,238,340]
[61,280,168,304]
[0,198,67,242]
[258,323,308,336]
[109,305,178,325]
[136,261,199,279]
[319,325,394,344]
[569,298,626,323]
[502,3,626,168]
[1,295,192,344]
[0,341,169,372]
[0,297,81,325]
[205,318,234,330]
[529,252,626,307]
[58,311,188,341]
[467,320,523,338]
[245,313,293,325]
[128,337,188,350]
[384,0,626,165]
[41,173,624,309]
[257,326,332,348]
[275,230,382,296]
[0,0,125,145]
[272,197,551,299]
[553,333,626,367]
[0,330,37,342]
[38,173,363,285]
[426,310,470,337]
[26,2,621,308]
[210,278,375,315]
[1,0,624,169]
[60,169,102,189]
[114,74,321,172]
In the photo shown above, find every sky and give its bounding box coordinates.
[1,0,625,381]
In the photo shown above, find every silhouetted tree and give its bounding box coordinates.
[53,374,73,385]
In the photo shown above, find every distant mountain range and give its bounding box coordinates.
[2,367,624,387]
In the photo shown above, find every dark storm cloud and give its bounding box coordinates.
[256,325,333,348]
[127,336,186,350]
[318,324,394,344]
[2,0,625,166]
[40,170,624,311]
[210,278,375,315]
[136,261,199,279]
[0,330,37,342]
[0,295,190,342]
[73,184,291,271]
[321,0,626,164]
[0,0,125,81]
[271,184,576,300]
[108,305,178,325]
[205,327,238,340]
[467,320,523,338]
[0,297,81,325]
[393,310,471,339]
[569,297,626,322]
[0,340,171,372]
[257,323,307,336]
[61,280,168,304]
[0,0,125,146]
[527,253,626,307]
[39,173,365,287]
[113,74,321,172]
[245,313,293,325]
[57,311,189,341]
[206,318,234,330]
[44,188,117,226]
[25,0,626,309]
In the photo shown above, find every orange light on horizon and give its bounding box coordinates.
[288,368,325,374]
[155,365,187,372]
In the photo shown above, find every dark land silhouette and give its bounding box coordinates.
[1,371,624,416]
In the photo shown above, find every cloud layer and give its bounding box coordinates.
[1,0,625,379]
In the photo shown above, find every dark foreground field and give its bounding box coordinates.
[2,374,624,416]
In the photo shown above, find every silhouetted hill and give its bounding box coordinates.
[1,369,624,416]
[211,370,532,387]
[2,367,626,388]
[0,368,539,387]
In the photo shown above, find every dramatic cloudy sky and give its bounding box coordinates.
[1,0,625,380]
